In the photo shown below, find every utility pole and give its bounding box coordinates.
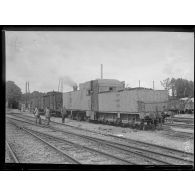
[101,64,103,79]
[139,80,140,88]
[25,82,27,108]
[62,78,63,93]
[58,79,60,92]
[153,80,154,90]
[59,78,63,93]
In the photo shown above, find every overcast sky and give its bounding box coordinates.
[6,31,194,93]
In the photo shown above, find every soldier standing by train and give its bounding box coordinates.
[34,107,41,124]
[45,107,51,125]
[61,106,67,123]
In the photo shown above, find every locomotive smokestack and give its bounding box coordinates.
[73,84,78,91]
[101,64,103,79]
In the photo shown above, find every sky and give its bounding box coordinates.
[6,31,194,93]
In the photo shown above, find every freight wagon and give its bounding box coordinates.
[63,79,168,127]
[29,91,62,116]
[29,92,44,112]
[43,91,62,116]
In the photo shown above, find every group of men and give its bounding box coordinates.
[33,106,67,125]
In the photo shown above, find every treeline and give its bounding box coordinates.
[6,81,44,109]
[6,81,22,108]
[161,78,194,98]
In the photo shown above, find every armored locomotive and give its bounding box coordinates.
[63,79,168,126]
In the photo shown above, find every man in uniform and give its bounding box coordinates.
[45,107,51,125]
[139,112,145,130]
[34,107,41,124]
[61,106,67,123]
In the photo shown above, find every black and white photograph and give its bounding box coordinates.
[4,28,194,169]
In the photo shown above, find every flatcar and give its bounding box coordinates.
[63,79,168,127]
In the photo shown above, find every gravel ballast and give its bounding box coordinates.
[18,111,194,153]
[6,119,76,164]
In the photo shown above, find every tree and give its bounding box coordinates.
[168,78,176,97]
[174,78,194,98]
[6,81,22,108]
[160,78,171,91]
[161,77,194,99]
[160,78,176,97]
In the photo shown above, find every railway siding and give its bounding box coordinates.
[11,111,194,153]
[6,120,78,164]
[6,114,194,165]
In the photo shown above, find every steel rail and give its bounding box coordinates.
[65,132,193,164]
[43,126,194,164]
[8,120,80,164]
[8,119,135,165]
[7,116,178,165]
[172,117,194,120]
[33,123,189,164]
[7,113,194,156]
[164,123,194,129]
[8,113,194,155]
[7,114,194,164]
[25,128,136,165]
[161,129,193,137]
[6,141,20,163]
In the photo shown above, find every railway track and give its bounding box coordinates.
[164,123,194,129]
[166,117,194,125]
[6,141,20,163]
[9,112,194,144]
[7,114,194,165]
[172,116,194,121]
[7,119,138,165]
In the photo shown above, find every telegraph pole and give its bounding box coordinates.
[28,81,30,93]
[101,64,103,79]
[62,78,63,92]
[25,82,27,108]
[58,79,60,92]
[153,80,154,90]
